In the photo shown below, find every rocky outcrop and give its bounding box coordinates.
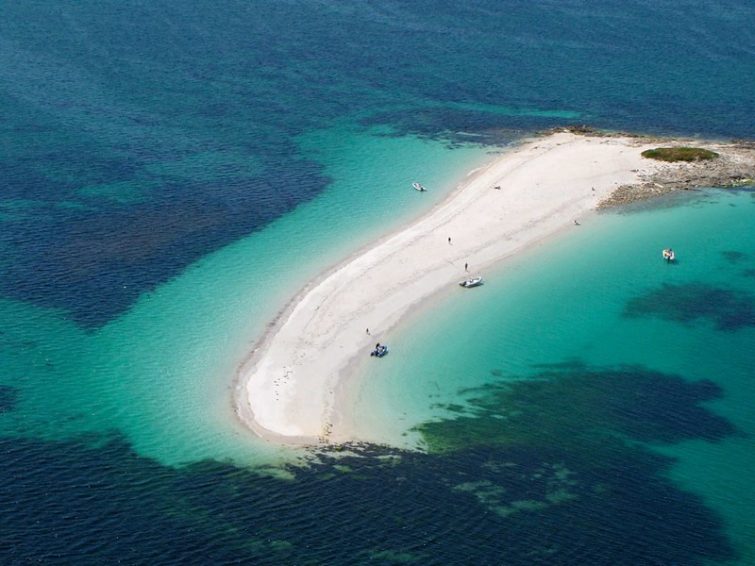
[598,139,755,209]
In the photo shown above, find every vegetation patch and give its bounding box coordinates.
[0,386,18,413]
[641,147,719,162]
[624,282,755,331]
[415,361,734,453]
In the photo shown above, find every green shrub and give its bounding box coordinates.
[641,147,719,162]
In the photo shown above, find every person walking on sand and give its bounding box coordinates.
[465,262,468,272]
[448,237,451,244]
[366,328,370,335]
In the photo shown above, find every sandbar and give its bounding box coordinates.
[235,130,754,444]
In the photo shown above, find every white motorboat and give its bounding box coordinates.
[412,182,427,192]
[662,248,676,262]
[459,276,483,288]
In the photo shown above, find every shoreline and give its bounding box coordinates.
[234,130,755,445]
[232,137,519,446]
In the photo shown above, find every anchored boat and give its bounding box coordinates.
[459,276,483,288]
[370,343,389,357]
[662,248,676,262]
[412,182,427,192]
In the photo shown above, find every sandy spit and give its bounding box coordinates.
[234,130,754,445]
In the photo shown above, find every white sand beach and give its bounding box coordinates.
[235,131,684,443]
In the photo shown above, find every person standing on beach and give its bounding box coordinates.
[465,262,468,272]
[448,237,451,244]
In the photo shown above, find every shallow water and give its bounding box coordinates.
[0,124,490,467]
[353,190,755,562]
[2,0,755,563]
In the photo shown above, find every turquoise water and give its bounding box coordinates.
[2,0,755,562]
[354,190,755,562]
[0,125,490,467]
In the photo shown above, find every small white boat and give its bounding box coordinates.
[370,344,389,357]
[662,248,676,262]
[459,276,483,288]
[412,182,427,192]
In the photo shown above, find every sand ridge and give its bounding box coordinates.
[234,131,748,445]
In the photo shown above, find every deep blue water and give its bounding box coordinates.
[1,2,755,564]
[1,0,754,326]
